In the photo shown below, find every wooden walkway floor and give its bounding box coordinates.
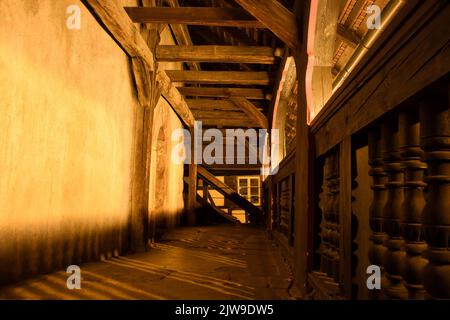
[0,225,294,300]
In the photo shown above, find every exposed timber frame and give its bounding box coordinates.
[82,0,195,128]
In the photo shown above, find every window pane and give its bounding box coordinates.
[239,187,248,196]
[239,179,248,187]
[250,178,259,187]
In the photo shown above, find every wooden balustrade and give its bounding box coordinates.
[301,92,448,299]
[291,0,449,299]
[364,95,448,300]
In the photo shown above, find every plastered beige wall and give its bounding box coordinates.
[0,0,140,285]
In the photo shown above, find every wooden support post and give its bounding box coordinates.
[129,57,154,253]
[203,180,209,204]
[187,126,198,226]
[293,0,313,296]
[293,68,314,294]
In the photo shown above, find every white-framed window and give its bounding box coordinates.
[237,176,261,206]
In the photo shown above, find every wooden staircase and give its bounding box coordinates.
[196,194,241,225]
[197,166,263,224]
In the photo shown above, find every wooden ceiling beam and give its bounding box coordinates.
[234,0,299,49]
[230,96,268,129]
[179,87,268,100]
[336,24,361,48]
[124,7,265,28]
[192,110,247,119]
[187,99,240,111]
[165,71,272,85]
[186,98,265,112]
[156,45,280,64]
[200,119,259,128]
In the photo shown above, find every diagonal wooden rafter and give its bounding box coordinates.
[230,97,268,129]
[82,0,195,127]
[124,7,265,28]
[156,45,280,64]
[234,0,299,49]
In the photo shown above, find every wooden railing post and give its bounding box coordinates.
[399,108,428,299]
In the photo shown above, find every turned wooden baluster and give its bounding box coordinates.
[330,151,341,282]
[368,128,389,299]
[420,92,450,299]
[319,156,333,275]
[382,118,408,299]
[318,158,327,274]
[399,109,428,299]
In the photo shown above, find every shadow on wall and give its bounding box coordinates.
[0,222,128,287]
